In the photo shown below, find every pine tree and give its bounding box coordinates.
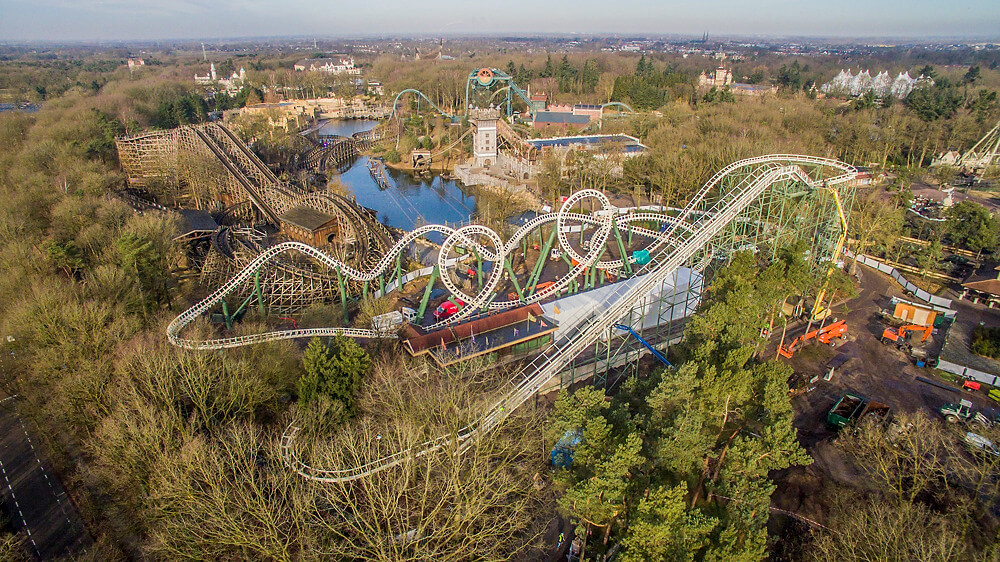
[541,54,554,78]
[619,485,716,562]
[636,54,647,75]
[299,337,333,403]
[326,335,371,412]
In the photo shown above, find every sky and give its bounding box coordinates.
[0,0,998,42]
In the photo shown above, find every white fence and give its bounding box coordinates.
[846,250,953,309]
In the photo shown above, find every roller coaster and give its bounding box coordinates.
[388,68,635,122]
[959,118,1000,172]
[162,154,858,482]
[117,122,397,311]
[297,117,403,173]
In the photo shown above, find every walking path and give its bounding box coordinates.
[0,398,91,558]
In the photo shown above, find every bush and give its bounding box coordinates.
[298,336,371,413]
[971,325,1000,359]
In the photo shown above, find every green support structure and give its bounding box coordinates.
[221,300,232,330]
[612,218,633,276]
[480,291,498,313]
[470,249,484,289]
[590,247,606,289]
[254,268,265,317]
[231,292,255,319]
[362,279,368,300]
[561,254,579,293]
[394,254,403,287]
[336,268,349,324]
[416,266,440,319]
[504,258,524,302]
[229,267,267,324]
[379,274,385,296]
[526,227,558,294]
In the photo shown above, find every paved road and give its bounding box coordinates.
[0,399,91,559]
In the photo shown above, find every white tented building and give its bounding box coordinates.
[820,69,926,99]
[540,267,703,342]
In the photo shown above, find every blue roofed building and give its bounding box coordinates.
[531,111,591,132]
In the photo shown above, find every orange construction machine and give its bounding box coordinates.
[880,324,931,349]
[777,320,848,358]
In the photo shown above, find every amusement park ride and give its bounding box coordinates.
[116,68,861,484]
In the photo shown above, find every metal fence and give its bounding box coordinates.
[936,358,999,386]
[845,250,953,308]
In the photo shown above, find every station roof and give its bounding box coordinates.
[963,279,1000,297]
[279,206,336,232]
[403,304,557,367]
[177,209,219,235]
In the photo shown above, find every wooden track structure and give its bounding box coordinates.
[116,122,395,311]
[496,118,538,163]
[296,117,403,173]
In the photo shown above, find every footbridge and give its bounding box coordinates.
[165,154,857,482]
[297,118,404,173]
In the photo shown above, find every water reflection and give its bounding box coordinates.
[318,120,478,240]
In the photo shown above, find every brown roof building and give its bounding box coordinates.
[402,304,557,367]
[279,206,340,247]
[961,265,1000,307]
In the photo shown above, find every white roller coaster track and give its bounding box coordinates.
[273,155,855,483]
[960,119,1000,170]
[167,191,702,348]
[167,154,855,482]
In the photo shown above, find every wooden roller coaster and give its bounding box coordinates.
[295,117,404,174]
[116,122,395,312]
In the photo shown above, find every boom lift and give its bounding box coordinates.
[881,324,931,350]
[777,320,848,359]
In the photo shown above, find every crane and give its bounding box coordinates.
[881,324,931,349]
[777,320,848,358]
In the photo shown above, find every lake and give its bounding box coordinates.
[319,120,478,236]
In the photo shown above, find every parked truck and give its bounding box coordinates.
[372,307,418,334]
[940,399,992,426]
[826,393,891,428]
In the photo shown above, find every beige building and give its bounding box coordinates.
[698,67,733,88]
[294,56,361,75]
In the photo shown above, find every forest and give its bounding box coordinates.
[0,40,1000,560]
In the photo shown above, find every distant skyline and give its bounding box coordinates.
[1,0,998,42]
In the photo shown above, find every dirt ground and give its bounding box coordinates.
[769,262,1000,529]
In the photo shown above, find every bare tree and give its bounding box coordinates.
[293,353,553,560]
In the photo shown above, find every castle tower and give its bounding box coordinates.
[210,63,216,81]
[471,109,499,168]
